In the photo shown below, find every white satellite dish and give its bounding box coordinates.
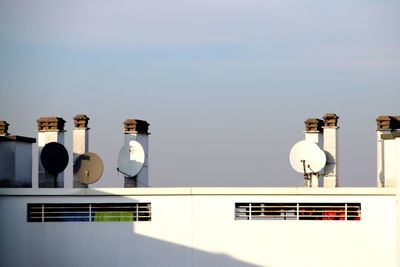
[117,140,145,177]
[289,140,326,174]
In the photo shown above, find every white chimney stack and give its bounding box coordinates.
[376,116,400,187]
[72,114,90,188]
[304,118,324,187]
[123,119,150,187]
[37,117,66,188]
[322,113,339,187]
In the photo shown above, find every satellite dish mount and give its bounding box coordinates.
[301,160,321,187]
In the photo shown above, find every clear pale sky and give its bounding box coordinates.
[1,0,399,187]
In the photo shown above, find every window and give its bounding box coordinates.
[236,203,298,220]
[235,202,361,221]
[27,203,151,222]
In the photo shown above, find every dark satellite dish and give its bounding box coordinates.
[40,142,69,176]
[74,152,104,184]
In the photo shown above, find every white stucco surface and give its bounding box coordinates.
[0,187,397,267]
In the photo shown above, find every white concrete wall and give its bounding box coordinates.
[136,133,149,187]
[191,195,396,267]
[0,189,397,267]
[396,137,400,265]
[377,130,398,187]
[377,130,387,187]
[0,142,32,187]
[38,132,65,188]
[0,142,15,184]
[72,129,89,188]
[383,138,397,187]
[323,127,338,187]
[15,142,33,187]
[305,132,323,146]
[72,129,89,157]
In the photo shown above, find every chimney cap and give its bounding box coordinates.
[376,115,400,130]
[323,113,339,127]
[73,114,90,129]
[123,119,150,134]
[0,121,10,136]
[37,117,66,132]
[305,118,324,132]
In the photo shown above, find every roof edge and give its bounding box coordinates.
[0,187,395,196]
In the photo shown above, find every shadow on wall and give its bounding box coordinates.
[0,194,264,267]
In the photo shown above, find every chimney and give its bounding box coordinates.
[72,114,90,188]
[0,121,10,136]
[376,116,400,187]
[304,118,324,144]
[304,118,324,187]
[322,113,339,187]
[0,121,36,187]
[123,119,150,187]
[37,117,66,188]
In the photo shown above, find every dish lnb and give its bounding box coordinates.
[289,140,326,180]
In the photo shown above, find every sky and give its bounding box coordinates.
[0,0,399,187]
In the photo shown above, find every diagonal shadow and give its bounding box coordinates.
[0,190,265,267]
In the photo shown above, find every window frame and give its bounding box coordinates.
[27,202,151,222]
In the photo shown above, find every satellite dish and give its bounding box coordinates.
[74,152,104,184]
[40,142,69,176]
[117,140,145,177]
[289,140,326,174]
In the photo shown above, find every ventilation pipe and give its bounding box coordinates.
[376,116,400,187]
[123,119,150,187]
[304,118,324,187]
[0,121,35,187]
[37,117,66,188]
[72,114,90,188]
[322,113,339,187]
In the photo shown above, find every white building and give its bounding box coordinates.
[0,187,398,267]
[0,115,400,267]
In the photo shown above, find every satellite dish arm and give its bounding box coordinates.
[301,160,321,187]
[307,165,320,177]
[116,167,135,178]
[306,164,321,187]
[116,167,150,187]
